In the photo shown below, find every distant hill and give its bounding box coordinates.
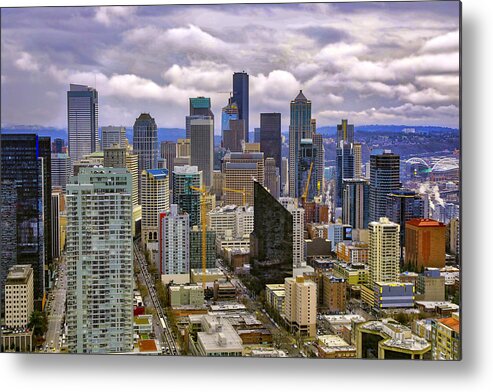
[315,124,459,136]
[1,127,187,143]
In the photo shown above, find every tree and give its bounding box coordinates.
[28,310,48,338]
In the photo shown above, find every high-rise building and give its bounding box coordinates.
[289,205,305,268]
[284,276,317,337]
[133,113,158,202]
[337,119,354,145]
[405,218,446,270]
[353,143,362,179]
[103,146,139,208]
[264,157,280,199]
[52,138,65,154]
[254,127,261,143]
[141,169,170,244]
[232,72,249,141]
[221,97,239,148]
[66,167,133,354]
[250,181,293,290]
[336,142,355,208]
[1,134,45,306]
[289,90,311,198]
[281,157,289,196]
[160,141,176,174]
[223,119,246,152]
[322,274,347,313]
[342,178,369,230]
[51,192,61,260]
[176,138,191,158]
[386,189,425,261]
[431,313,460,360]
[368,217,400,289]
[189,227,216,270]
[449,218,460,262]
[51,153,72,191]
[369,150,400,222]
[4,265,34,329]
[101,126,127,150]
[39,136,53,267]
[223,152,264,206]
[159,205,190,275]
[187,97,214,138]
[172,165,202,227]
[259,113,281,178]
[190,116,214,187]
[67,83,99,162]
[313,130,325,194]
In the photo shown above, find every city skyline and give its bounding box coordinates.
[1,2,459,130]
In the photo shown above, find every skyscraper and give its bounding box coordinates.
[221,97,239,147]
[369,150,401,222]
[1,134,45,306]
[223,119,246,152]
[187,97,214,138]
[281,157,289,196]
[172,165,202,227]
[353,143,363,179]
[189,227,216,270]
[250,181,293,291]
[39,136,53,265]
[51,153,72,191]
[51,192,61,261]
[67,83,98,162]
[159,205,190,275]
[66,167,133,354]
[260,112,282,178]
[133,113,158,202]
[223,151,264,206]
[232,72,249,142]
[342,178,370,230]
[337,119,354,145]
[141,169,170,244]
[386,189,425,261]
[190,116,214,187]
[368,217,400,289]
[264,157,280,199]
[103,146,139,208]
[101,126,127,150]
[336,142,355,208]
[52,138,65,154]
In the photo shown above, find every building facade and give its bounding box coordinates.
[159,205,190,275]
[141,169,170,244]
[190,116,214,187]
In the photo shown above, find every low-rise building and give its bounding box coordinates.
[416,268,445,301]
[322,274,347,313]
[333,261,368,286]
[237,328,272,345]
[191,315,243,357]
[316,334,357,359]
[355,318,431,359]
[374,282,415,309]
[169,284,205,307]
[133,315,153,335]
[336,242,369,264]
[4,265,34,329]
[431,312,460,360]
[213,280,237,301]
[265,284,285,316]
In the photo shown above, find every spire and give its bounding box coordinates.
[294,89,308,102]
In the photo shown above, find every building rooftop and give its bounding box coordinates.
[173,165,200,174]
[406,218,445,228]
[146,168,169,178]
[197,315,243,353]
[6,265,33,285]
[138,339,159,353]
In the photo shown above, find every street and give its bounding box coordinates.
[44,256,67,353]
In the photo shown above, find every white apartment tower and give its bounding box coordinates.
[66,167,133,354]
[368,217,400,289]
[141,169,170,244]
[159,204,190,275]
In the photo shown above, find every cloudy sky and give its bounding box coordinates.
[1,1,460,132]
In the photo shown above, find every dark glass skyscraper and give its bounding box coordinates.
[133,113,158,202]
[336,143,355,208]
[1,134,45,306]
[250,181,293,292]
[386,189,425,261]
[342,178,370,230]
[39,136,53,265]
[232,72,249,142]
[260,112,282,178]
[369,150,401,222]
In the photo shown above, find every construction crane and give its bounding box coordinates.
[222,187,252,206]
[189,185,209,289]
[301,162,314,204]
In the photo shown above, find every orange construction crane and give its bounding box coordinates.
[189,185,209,289]
[223,187,252,206]
[301,162,314,204]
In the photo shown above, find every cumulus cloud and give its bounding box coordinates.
[1,3,460,129]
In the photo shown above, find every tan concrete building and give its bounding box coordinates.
[141,169,169,245]
[284,276,317,337]
[369,217,400,289]
[405,218,446,270]
[4,265,34,328]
